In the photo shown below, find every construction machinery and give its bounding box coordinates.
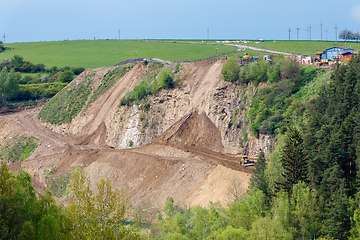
[240,155,255,167]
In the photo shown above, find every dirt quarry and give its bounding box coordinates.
[0,59,269,209]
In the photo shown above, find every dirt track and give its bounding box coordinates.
[1,60,254,208]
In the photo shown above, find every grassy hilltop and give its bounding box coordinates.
[2,39,360,69]
[0,40,237,69]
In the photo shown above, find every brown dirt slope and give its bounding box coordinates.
[1,59,253,209]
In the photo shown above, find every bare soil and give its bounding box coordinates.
[1,60,254,209]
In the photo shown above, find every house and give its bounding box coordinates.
[339,52,353,63]
[320,47,354,60]
[298,55,313,65]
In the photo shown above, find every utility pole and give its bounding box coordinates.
[3,33,5,43]
[320,21,323,41]
[207,28,209,40]
[288,28,291,40]
[309,24,312,41]
[325,29,328,41]
[334,24,338,45]
[296,28,300,40]
[118,29,120,40]
[307,27,309,40]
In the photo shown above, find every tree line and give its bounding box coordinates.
[0,163,141,239]
[0,55,85,107]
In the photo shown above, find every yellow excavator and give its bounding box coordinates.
[241,155,255,167]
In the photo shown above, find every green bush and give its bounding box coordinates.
[18,82,67,100]
[158,67,174,89]
[120,63,175,106]
[58,70,74,83]
[221,56,240,82]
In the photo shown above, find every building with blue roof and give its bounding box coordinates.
[320,47,354,60]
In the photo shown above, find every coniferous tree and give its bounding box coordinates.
[277,128,308,193]
[322,165,351,239]
[250,151,269,198]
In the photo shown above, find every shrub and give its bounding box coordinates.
[120,63,175,106]
[158,67,174,89]
[18,82,67,100]
[58,70,74,83]
[221,56,240,82]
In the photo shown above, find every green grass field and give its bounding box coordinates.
[0,40,237,69]
[2,39,359,69]
[234,40,360,56]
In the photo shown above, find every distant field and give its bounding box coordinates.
[2,39,359,69]
[232,40,360,56]
[0,40,237,69]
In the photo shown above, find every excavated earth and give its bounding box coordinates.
[0,58,273,209]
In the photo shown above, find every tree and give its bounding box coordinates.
[277,128,308,193]
[250,151,270,198]
[17,221,35,240]
[221,56,240,82]
[290,182,320,240]
[0,163,70,239]
[66,167,138,239]
[164,196,175,219]
[249,216,293,239]
[11,55,24,72]
[58,70,74,83]
[339,29,355,46]
[0,67,20,104]
[0,41,4,53]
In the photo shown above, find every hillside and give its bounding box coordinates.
[3,51,360,239]
[1,58,269,209]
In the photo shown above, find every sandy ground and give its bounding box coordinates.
[1,60,253,208]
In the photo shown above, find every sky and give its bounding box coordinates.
[1,0,360,43]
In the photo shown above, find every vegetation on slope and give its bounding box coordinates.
[221,54,360,239]
[39,64,133,125]
[222,55,330,136]
[120,62,179,107]
[39,73,93,124]
[0,134,40,162]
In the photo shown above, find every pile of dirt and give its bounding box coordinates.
[153,110,223,152]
